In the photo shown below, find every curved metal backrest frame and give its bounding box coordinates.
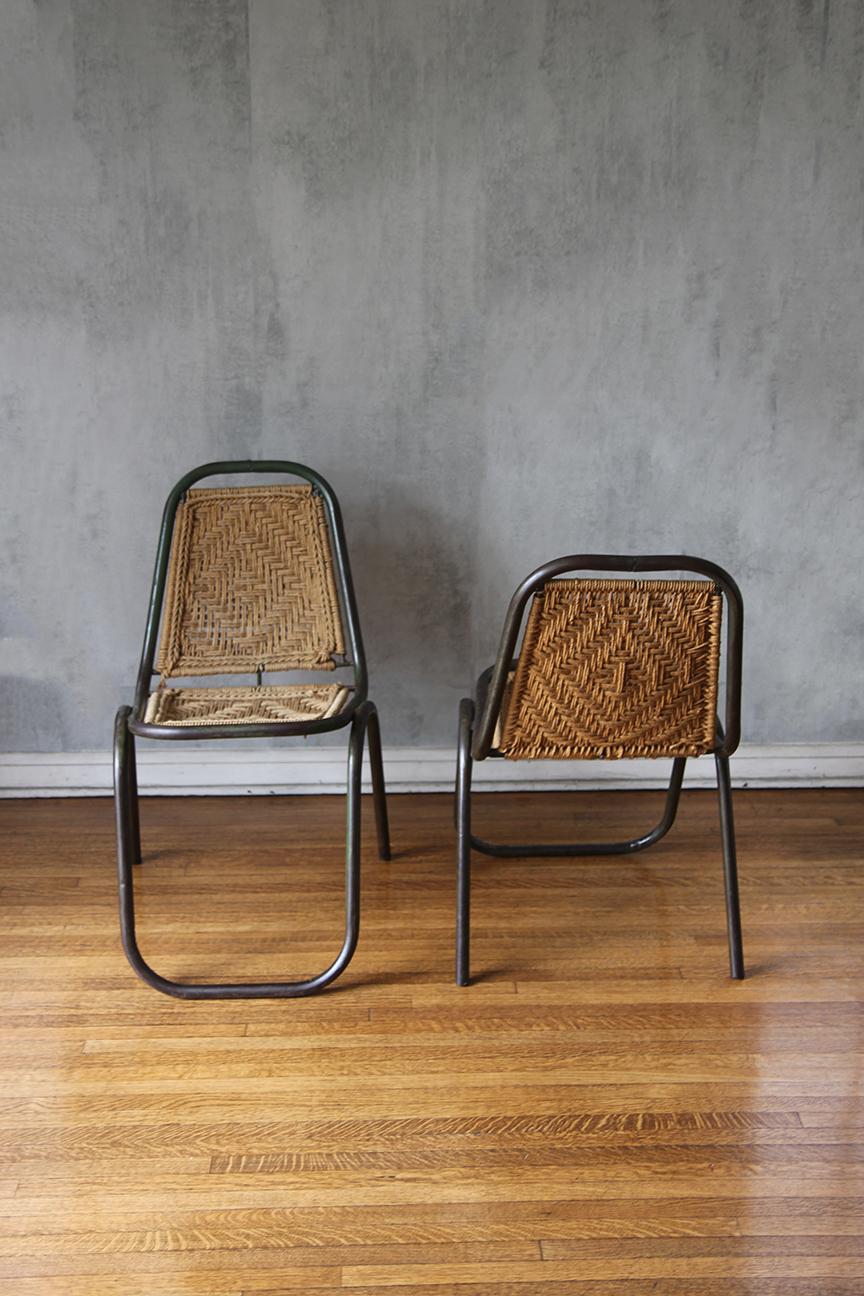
[132,461,368,730]
[473,555,743,762]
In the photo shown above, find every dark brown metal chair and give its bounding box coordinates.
[114,460,390,999]
[456,555,744,985]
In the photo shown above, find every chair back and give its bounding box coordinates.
[156,484,345,678]
[498,577,723,760]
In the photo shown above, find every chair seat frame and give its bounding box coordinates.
[456,554,744,986]
[114,460,390,999]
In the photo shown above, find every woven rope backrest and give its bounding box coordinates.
[498,578,722,760]
[156,485,346,676]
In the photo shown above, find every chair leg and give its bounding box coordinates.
[113,702,380,999]
[454,735,741,983]
[469,756,687,858]
[715,751,745,980]
[365,702,391,861]
[114,707,140,974]
[126,721,142,866]
[456,698,474,986]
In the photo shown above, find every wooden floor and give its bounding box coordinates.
[0,788,862,1294]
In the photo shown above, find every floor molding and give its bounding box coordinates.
[1,744,862,797]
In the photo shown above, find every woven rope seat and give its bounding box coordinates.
[498,578,722,760]
[144,684,351,727]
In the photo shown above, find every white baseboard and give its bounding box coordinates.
[0,744,862,797]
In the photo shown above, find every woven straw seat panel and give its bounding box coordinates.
[498,579,722,760]
[144,684,351,727]
[156,486,346,677]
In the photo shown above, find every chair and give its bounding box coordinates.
[456,555,744,985]
[113,460,390,999]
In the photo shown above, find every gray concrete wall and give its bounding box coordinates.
[2,0,862,752]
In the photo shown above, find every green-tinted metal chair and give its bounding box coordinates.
[456,554,744,986]
[114,460,390,999]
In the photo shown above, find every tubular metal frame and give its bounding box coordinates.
[456,554,744,987]
[113,460,391,999]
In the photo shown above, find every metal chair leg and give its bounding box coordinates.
[365,702,391,861]
[113,701,381,999]
[455,751,742,982]
[715,751,745,980]
[469,756,687,858]
[456,698,474,986]
[114,707,141,977]
[126,722,142,866]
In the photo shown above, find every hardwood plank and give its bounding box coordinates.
[0,1198,743,1240]
[7,1171,864,1212]
[0,1281,245,1296]
[340,1256,864,1284]
[0,1110,824,1165]
[253,1286,864,1296]
[540,1236,864,1258]
[0,1087,844,1129]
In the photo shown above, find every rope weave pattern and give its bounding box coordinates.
[499,579,722,760]
[156,486,345,676]
[144,684,350,727]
